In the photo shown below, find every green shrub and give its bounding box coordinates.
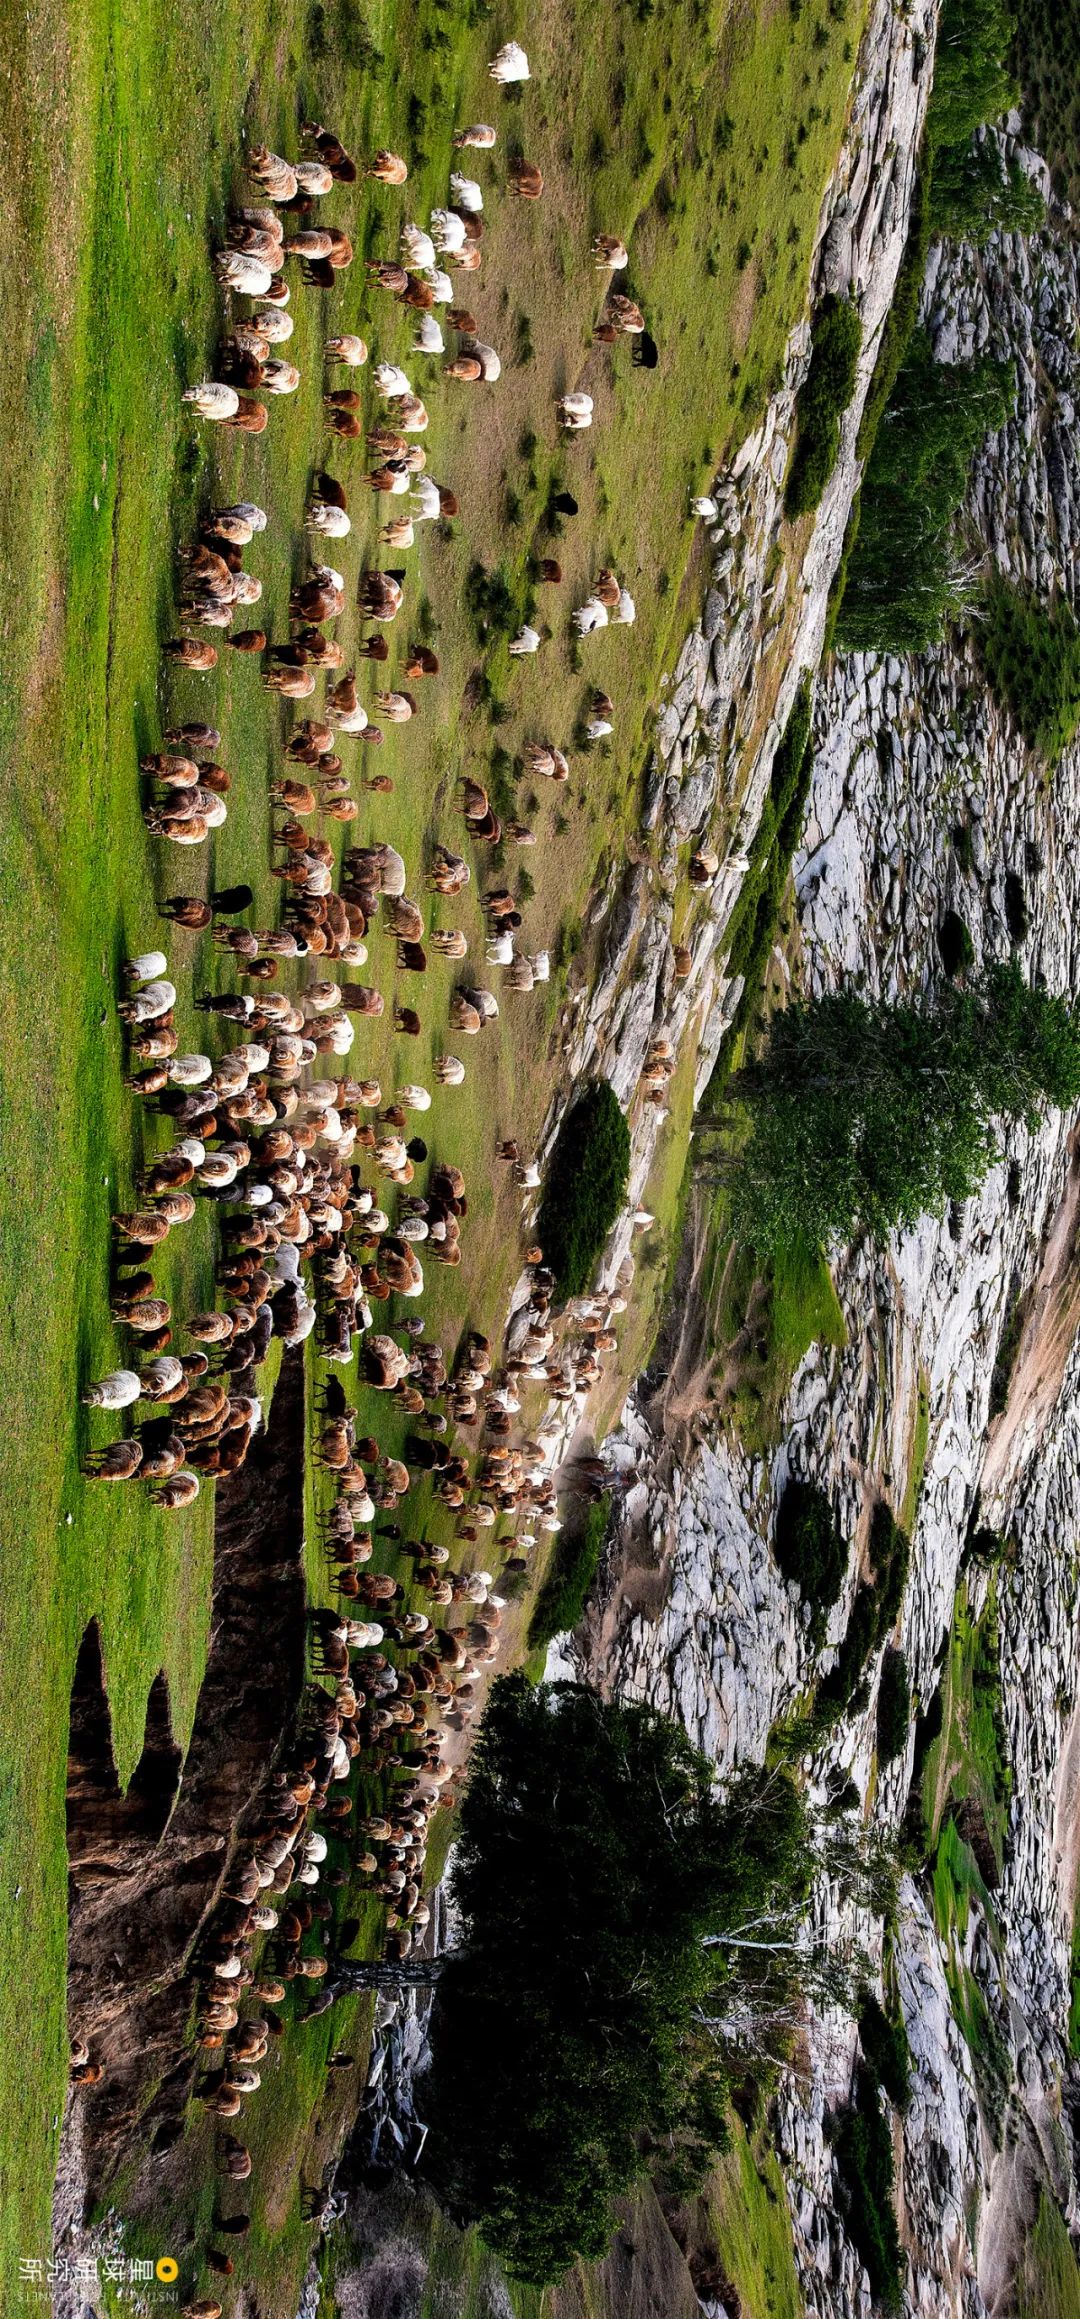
[930,138,1045,243]
[814,1500,910,1724]
[834,2067,905,2314]
[836,335,1014,652]
[773,1479,848,1642]
[877,1648,912,1767]
[939,910,975,978]
[528,1500,609,1650]
[729,961,1080,1254]
[857,1989,912,2110]
[980,581,1080,761]
[536,1081,631,1298]
[784,294,863,519]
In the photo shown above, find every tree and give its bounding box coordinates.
[726,961,1080,1256]
[535,1080,631,1297]
[325,1677,878,2283]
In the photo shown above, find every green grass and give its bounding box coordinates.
[0,0,867,2291]
[901,1368,930,1533]
[715,1229,846,1455]
[704,2115,804,2319]
[1018,2193,1080,2319]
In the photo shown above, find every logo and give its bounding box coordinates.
[156,2257,179,2283]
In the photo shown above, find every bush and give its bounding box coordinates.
[773,1479,848,1642]
[528,1500,609,1650]
[535,1081,631,1298]
[930,137,1045,243]
[980,580,1080,761]
[857,1990,912,2110]
[939,910,975,978]
[425,1678,816,2280]
[836,335,1014,652]
[705,683,814,1098]
[834,2067,905,2314]
[784,294,863,520]
[728,961,1080,1254]
[814,1500,910,1723]
[876,1648,912,1766]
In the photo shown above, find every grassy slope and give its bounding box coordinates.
[0,0,866,2295]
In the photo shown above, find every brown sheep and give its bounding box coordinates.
[509,158,544,198]
[84,1441,144,1482]
[161,895,214,929]
[165,639,218,672]
[368,149,409,183]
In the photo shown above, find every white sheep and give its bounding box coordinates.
[412,313,445,354]
[182,381,240,421]
[557,391,593,429]
[123,950,168,984]
[430,208,467,254]
[82,1368,141,1410]
[690,493,719,521]
[214,251,274,296]
[307,498,351,538]
[573,598,608,635]
[489,41,530,82]
[398,1083,432,1111]
[261,358,300,395]
[453,123,497,148]
[411,477,441,521]
[509,625,540,656]
[584,718,612,739]
[450,172,483,213]
[434,1053,466,1085]
[168,1053,213,1087]
[613,588,636,624]
[401,223,436,271]
[215,499,268,535]
[424,266,454,304]
[374,360,413,400]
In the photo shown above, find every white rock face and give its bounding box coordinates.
[571,101,1080,2319]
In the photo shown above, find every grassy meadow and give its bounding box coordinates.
[0,0,867,2300]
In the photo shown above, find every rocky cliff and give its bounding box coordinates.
[571,116,1080,2319]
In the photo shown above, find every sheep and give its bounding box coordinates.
[613,589,636,624]
[412,313,444,355]
[369,149,409,183]
[122,950,169,984]
[325,334,367,368]
[261,359,301,396]
[307,497,351,538]
[424,266,455,305]
[214,251,275,296]
[453,123,497,147]
[509,158,544,199]
[593,233,629,270]
[401,223,436,271]
[430,208,467,255]
[430,928,467,958]
[82,1369,142,1410]
[690,492,719,521]
[556,392,593,430]
[165,639,218,672]
[449,172,483,213]
[607,292,645,332]
[573,597,608,635]
[489,41,530,82]
[461,337,501,381]
[295,157,334,195]
[374,360,413,400]
[508,625,540,656]
[182,381,240,421]
[84,1440,144,1481]
[248,144,299,200]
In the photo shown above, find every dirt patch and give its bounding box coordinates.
[981,1134,1080,1502]
[549,2182,702,2319]
[731,258,761,356]
[66,1348,308,2208]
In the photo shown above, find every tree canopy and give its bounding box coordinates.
[727,960,1080,1256]
[423,1677,820,2281]
[535,1080,631,1298]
